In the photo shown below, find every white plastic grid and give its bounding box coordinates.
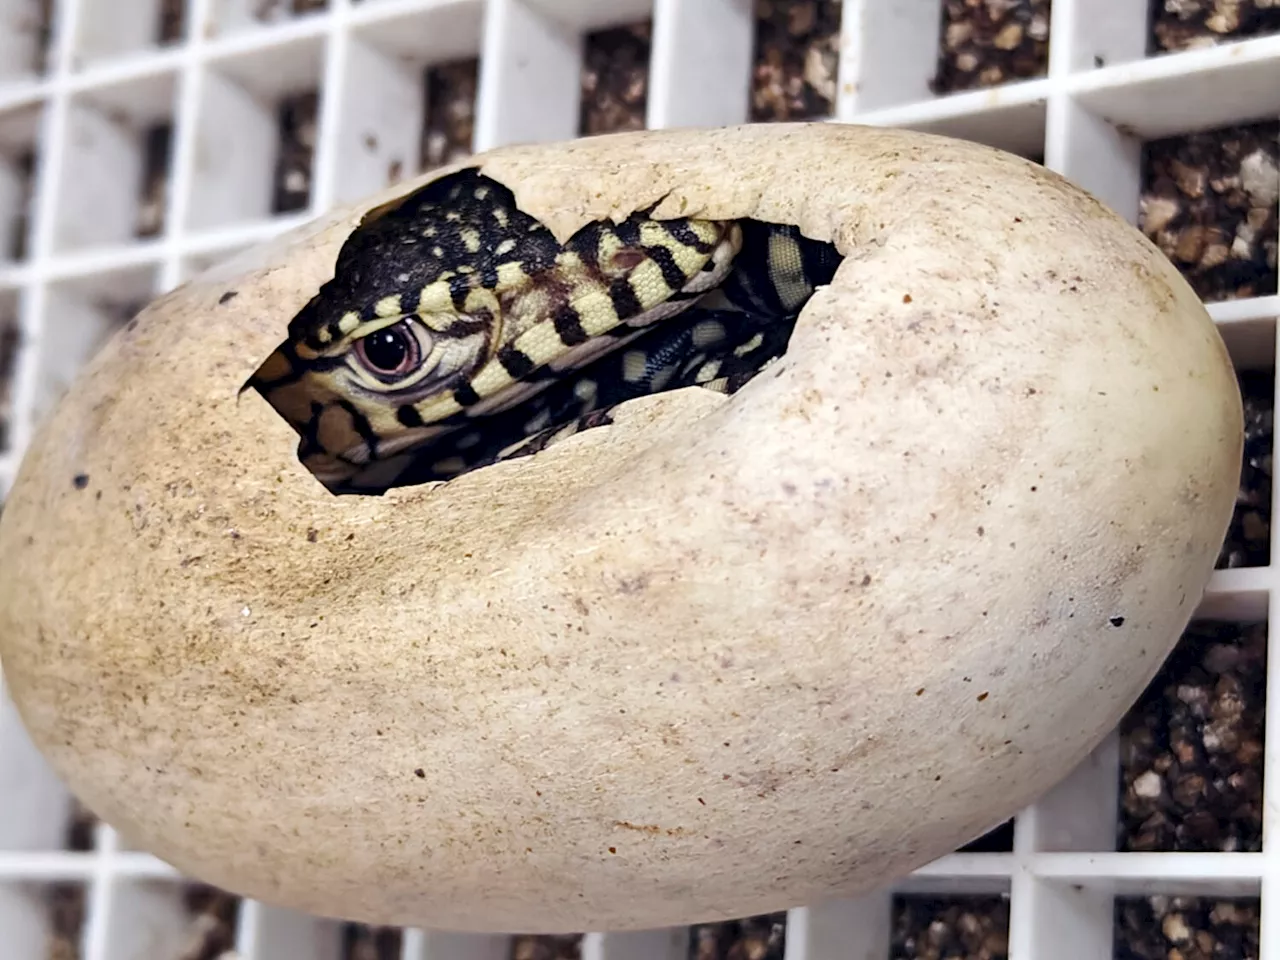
[0,0,1277,957]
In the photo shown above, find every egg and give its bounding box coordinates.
[0,123,1242,933]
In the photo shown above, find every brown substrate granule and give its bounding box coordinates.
[957,819,1015,853]
[1139,120,1279,302]
[511,934,582,960]
[689,914,786,960]
[1118,620,1266,852]
[7,149,36,261]
[931,0,1052,94]
[750,0,841,122]
[31,0,55,74]
[1149,0,1280,53]
[46,884,85,960]
[1216,369,1272,570]
[0,307,19,451]
[252,0,328,21]
[136,124,172,238]
[273,91,318,214]
[177,885,240,960]
[891,896,1009,960]
[64,798,97,851]
[578,21,651,135]
[343,924,402,960]
[420,59,478,174]
[1115,896,1260,959]
[158,0,185,45]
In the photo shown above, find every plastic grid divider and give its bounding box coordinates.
[0,0,1276,957]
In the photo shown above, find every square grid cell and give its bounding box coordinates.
[0,0,1277,958]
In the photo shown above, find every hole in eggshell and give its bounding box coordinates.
[243,166,843,497]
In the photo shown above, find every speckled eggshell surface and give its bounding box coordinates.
[0,123,1243,932]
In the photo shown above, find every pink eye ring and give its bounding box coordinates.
[354,321,422,379]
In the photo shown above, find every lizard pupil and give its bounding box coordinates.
[360,326,412,374]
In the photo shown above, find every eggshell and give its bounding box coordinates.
[0,123,1243,932]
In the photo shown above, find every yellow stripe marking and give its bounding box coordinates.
[621,350,649,383]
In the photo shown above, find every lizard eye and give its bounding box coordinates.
[353,320,424,382]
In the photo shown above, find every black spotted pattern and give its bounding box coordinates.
[606,278,643,322]
[291,173,549,352]
[293,170,665,354]
[452,382,481,408]
[719,219,843,317]
[341,222,841,493]
[498,345,537,379]
[648,244,696,292]
[552,304,589,346]
[256,161,844,496]
[396,405,425,428]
